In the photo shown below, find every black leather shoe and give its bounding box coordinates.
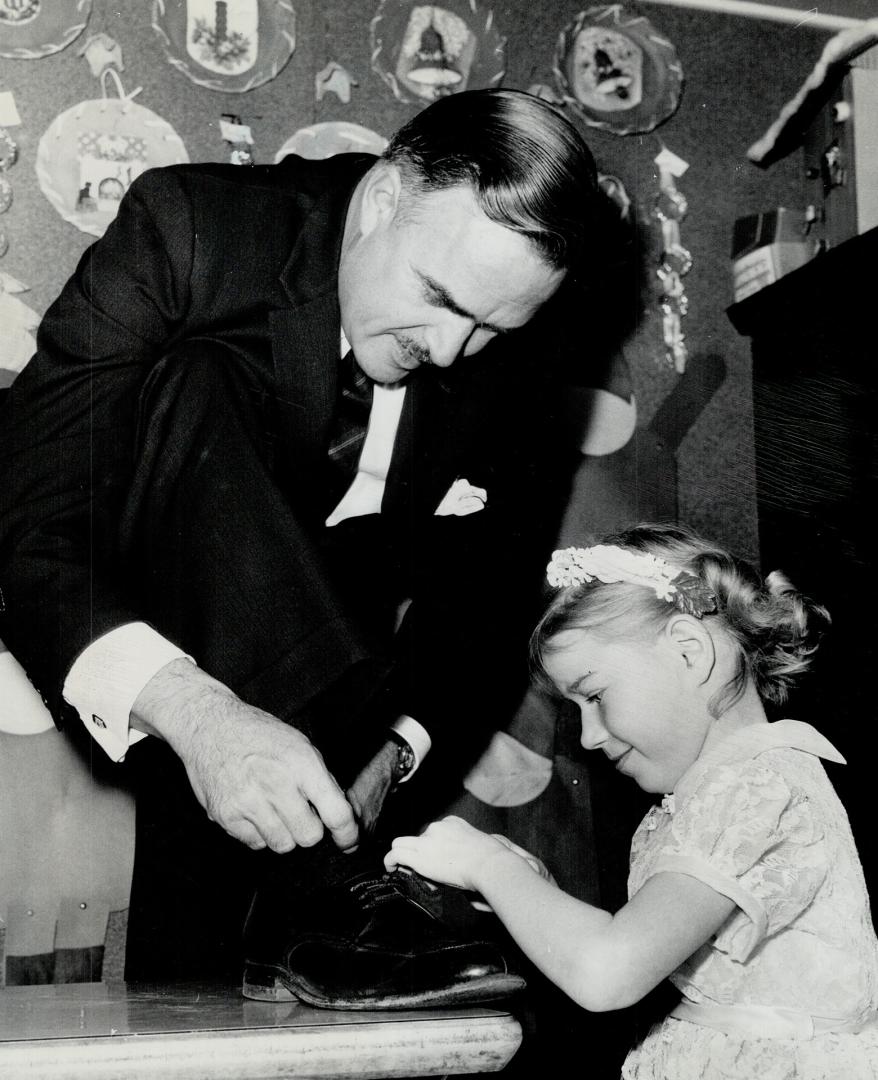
[242,868,525,1010]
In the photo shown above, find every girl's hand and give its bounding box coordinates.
[489,833,556,885]
[384,815,514,891]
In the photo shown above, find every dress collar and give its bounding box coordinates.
[669,719,845,808]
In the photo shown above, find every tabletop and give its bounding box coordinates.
[0,981,523,1079]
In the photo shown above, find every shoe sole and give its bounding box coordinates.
[242,961,526,1010]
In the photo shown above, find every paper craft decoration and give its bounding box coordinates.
[152,0,296,93]
[370,0,505,103]
[36,70,188,238]
[0,0,91,59]
[315,60,358,104]
[554,5,682,135]
[78,31,124,77]
[275,121,388,163]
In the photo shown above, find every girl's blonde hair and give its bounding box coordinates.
[530,523,830,716]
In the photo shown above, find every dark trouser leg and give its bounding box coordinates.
[118,345,389,982]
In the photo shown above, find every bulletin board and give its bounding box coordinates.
[0,0,830,560]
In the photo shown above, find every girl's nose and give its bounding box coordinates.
[579,709,608,751]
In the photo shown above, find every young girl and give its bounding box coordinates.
[385,523,878,1078]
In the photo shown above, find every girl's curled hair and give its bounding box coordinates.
[531,523,830,715]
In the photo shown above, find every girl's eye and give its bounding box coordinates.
[585,691,603,705]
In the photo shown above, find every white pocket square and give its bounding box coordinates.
[434,478,487,517]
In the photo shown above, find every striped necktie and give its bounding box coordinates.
[327,350,373,475]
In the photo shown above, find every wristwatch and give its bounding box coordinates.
[389,731,416,784]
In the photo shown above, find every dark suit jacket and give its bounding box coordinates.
[0,153,576,770]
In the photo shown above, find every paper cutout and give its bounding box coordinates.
[78,31,124,77]
[315,60,358,104]
[371,0,505,103]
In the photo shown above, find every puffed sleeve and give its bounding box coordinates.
[644,760,828,962]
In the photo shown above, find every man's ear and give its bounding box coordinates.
[663,614,716,685]
[357,163,403,238]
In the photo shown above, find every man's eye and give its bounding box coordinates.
[585,692,603,705]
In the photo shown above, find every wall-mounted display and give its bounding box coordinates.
[0,0,91,59]
[554,5,682,135]
[36,71,188,238]
[151,0,296,93]
[370,0,505,104]
[275,121,388,163]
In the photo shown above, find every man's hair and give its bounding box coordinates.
[382,88,600,271]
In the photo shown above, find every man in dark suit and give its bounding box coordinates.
[0,89,604,1004]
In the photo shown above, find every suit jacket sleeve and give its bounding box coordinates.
[0,167,195,721]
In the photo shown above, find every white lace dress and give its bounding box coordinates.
[622,720,878,1080]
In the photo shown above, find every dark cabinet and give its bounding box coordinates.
[728,227,877,901]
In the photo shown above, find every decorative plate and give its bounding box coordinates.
[370,0,505,104]
[36,75,189,238]
[275,121,388,163]
[151,0,296,93]
[554,5,683,135]
[0,0,91,59]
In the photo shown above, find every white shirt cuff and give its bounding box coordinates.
[391,714,431,782]
[62,622,192,762]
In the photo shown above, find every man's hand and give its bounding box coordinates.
[346,739,398,834]
[131,658,359,854]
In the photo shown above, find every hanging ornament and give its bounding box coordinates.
[275,122,388,163]
[35,69,188,238]
[652,145,691,373]
[152,0,296,94]
[370,0,505,104]
[77,31,124,77]
[219,114,254,165]
[0,0,91,59]
[315,60,358,104]
[554,6,683,136]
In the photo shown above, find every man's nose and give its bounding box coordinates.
[579,709,608,751]
[428,319,474,368]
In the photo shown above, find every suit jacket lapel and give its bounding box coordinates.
[268,155,372,480]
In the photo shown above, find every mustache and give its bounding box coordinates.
[397,336,431,367]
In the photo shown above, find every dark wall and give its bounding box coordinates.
[0,0,833,560]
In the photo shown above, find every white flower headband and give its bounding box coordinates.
[547,544,717,618]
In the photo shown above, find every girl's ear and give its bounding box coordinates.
[356,163,403,238]
[663,614,716,685]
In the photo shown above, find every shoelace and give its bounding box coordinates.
[348,873,406,911]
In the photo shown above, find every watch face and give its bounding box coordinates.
[394,739,415,780]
